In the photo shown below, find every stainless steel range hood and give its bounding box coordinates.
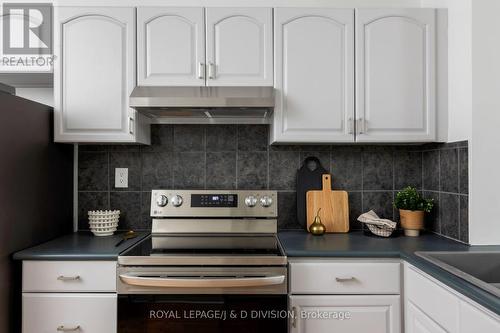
[129,86,274,121]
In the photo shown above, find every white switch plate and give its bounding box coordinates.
[115,168,128,188]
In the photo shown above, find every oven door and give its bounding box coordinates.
[117,266,288,332]
[118,294,287,333]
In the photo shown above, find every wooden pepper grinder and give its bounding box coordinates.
[309,208,326,235]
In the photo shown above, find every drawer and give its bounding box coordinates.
[23,261,116,292]
[404,264,460,332]
[289,295,401,333]
[22,293,116,333]
[290,260,400,294]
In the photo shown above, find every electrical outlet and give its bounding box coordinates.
[115,168,128,188]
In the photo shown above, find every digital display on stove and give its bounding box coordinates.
[191,194,238,207]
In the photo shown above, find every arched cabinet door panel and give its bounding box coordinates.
[54,7,148,143]
[355,9,436,142]
[271,8,355,143]
[137,7,205,86]
[206,7,273,86]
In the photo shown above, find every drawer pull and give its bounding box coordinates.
[57,275,80,281]
[335,276,355,282]
[57,325,80,332]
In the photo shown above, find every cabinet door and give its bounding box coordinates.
[459,300,500,333]
[272,8,354,143]
[406,301,448,333]
[54,7,148,143]
[355,9,436,142]
[206,7,272,86]
[289,295,400,333]
[23,293,116,333]
[137,7,205,86]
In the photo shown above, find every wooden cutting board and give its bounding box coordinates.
[306,174,349,233]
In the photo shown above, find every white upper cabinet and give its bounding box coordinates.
[205,8,273,86]
[54,7,149,143]
[137,7,205,86]
[355,9,436,142]
[271,8,355,143]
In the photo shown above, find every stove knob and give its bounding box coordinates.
[156,195,168,207]
[245,196,257,207]
[260,196,273,207]
[171,195,183,207]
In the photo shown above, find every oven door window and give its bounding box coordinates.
[118,295,287,333]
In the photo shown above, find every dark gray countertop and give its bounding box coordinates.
[13,231,149,260]
[278,230,500,316]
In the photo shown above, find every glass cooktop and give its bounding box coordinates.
[121,235,284,257]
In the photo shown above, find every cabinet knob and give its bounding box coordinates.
[57,325,81,331]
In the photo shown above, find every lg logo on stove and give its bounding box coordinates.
[1,2,54,71]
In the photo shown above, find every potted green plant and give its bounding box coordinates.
[394,186,434,236]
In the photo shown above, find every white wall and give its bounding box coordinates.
[469,0,500,245]
[15,88,54,107]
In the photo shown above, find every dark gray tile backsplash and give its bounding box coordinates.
[77,125,469,243]
[421,141,469,243]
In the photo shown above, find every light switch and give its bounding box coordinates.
[115,168,128,188]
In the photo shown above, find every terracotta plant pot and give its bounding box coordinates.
[399,209,425,237]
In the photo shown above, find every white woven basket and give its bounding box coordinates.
[88,210,120,236]
[366,223,395,237]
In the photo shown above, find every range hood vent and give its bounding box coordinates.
[130,86,274,121]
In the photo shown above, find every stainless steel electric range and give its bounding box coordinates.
[117,190,288,333]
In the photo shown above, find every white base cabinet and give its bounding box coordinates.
[289,295,400,333]
[23,293,117,333]
[406,301,448,333]
[288,259,401,333]
[22,261,118,333]
[404,263,500,333]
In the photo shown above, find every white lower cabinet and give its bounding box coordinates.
[406,301,447,333]
[289,295,400,333]
[288,259,401,333]
[22,293,117,333]
[404,263,500,333]
[459,299,500,333]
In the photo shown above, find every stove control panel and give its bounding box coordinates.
[151,190,277,217]
[192,194,237,207]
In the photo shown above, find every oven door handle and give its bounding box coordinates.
[119,274,285,288]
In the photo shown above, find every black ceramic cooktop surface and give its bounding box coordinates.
[121,235,283,257]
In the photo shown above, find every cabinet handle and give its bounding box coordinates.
[57,325,80,331]
[335,276,355,282]
[291,306,297,328]
[356,118,364,135]
[208,62,215,79]
[197,62,205,79]
[57,275,80,281]
[128,117,134,135]
[348,117,353,134]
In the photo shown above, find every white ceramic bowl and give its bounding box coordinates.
[88,210,120,236]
